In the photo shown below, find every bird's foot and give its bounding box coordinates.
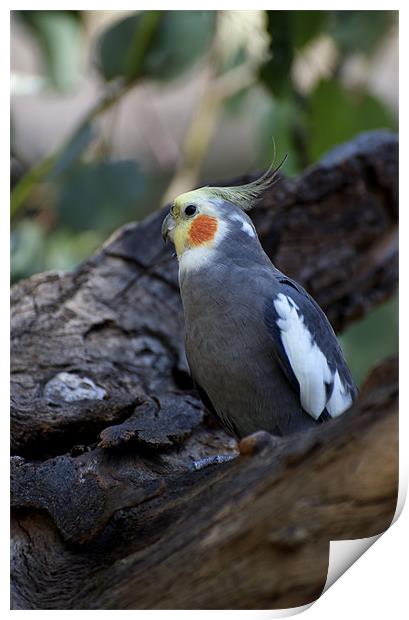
[238,430,278,456]
[190,431,279,470]
[190,453,237,471]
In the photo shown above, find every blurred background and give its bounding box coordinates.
[10,10,398,384]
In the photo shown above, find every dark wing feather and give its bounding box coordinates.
[264,275,357,419]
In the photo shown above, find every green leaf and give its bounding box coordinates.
[222,47,252,116]
[97,11,161,82]
[56,161,146,233]
[259,11,294,97]
[329,10,396,56]
[308,79,396,162]
[145,10,216,81]
[50,122,96,177]
[292,11,327,48]
[258,97,304,176]
[223,86,251,116]
[98,11,216,84]
[11,220,46,283]
[19,11,83,90]
[340,295,398,386]
[11,122,96,219]
[11,221,104,283]
[11,154,56,219]
[45,230,103,272]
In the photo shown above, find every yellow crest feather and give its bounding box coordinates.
[203,154,287,211]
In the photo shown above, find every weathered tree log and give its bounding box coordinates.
[11,131,398,609]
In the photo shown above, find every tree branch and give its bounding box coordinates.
[11,130,398,609]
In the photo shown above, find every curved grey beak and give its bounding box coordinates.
[161,212,176,243]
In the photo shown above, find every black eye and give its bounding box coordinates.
[184,204,197,217]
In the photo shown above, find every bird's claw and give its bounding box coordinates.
[238,430,277,456]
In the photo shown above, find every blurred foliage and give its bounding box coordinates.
[328,10,395,55]
[19,11,83,90]
[307,79,395,161]
[11,10,398,380]
[98,11,216,82]
[56,160,145,233]
[340,295,398,386]
[257,9,397,168]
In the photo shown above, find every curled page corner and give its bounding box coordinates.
[269,537,381,618]
[255,602,314,618]
[259,430,404,616]
[324,472,406,595]
[323,535,381,593]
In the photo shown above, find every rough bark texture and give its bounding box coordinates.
[11,131,398,609]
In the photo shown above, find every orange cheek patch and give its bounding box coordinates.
[188,215,218,246]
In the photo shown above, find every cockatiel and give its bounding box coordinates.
[162,168,357,438]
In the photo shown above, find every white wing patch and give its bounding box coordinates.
[273,293,352,419]
[326,369,353,417]
[230,213,256,238]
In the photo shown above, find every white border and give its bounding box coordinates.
[5,3,406,618]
